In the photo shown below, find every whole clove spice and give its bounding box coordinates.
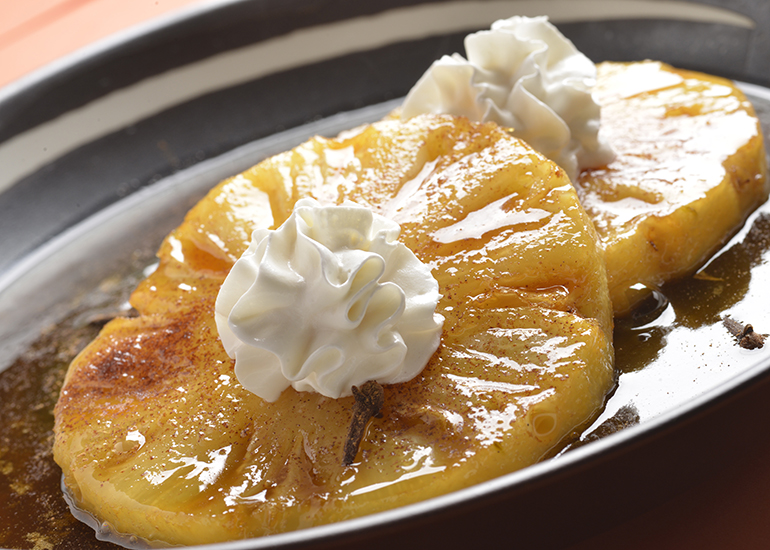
[343,380,385,466]
[722,316,765,349]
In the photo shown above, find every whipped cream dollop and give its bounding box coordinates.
[401,15,614,181]
[215,198,444,402]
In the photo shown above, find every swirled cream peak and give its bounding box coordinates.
[215,198,444,402]
[401,15,614,181]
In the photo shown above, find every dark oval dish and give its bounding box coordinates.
[1,1,770,549]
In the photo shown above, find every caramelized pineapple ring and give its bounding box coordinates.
[55,114,614,546]
[578,61,768,314]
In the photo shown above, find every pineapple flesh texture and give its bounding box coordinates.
[54,114,614,546]
[578,61,768,315]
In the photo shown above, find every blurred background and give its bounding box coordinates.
[0,0,202,88]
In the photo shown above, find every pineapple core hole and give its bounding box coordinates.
[532,412,557,438]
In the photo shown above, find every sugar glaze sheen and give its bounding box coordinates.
[53,112,616,546]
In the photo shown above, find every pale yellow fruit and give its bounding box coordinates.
[54,114,614,546]
[577,61,768,315]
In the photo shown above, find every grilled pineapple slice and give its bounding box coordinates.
[54,114,614,546]
[578,61,768,314]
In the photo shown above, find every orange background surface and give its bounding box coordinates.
[0,0,201,89]
[2,1,769,549]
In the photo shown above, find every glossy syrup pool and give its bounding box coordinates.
[0,257,156,550]
[0,91,769,549]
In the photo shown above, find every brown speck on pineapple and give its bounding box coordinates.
[722,316,765,349]
[342,381,385,466]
